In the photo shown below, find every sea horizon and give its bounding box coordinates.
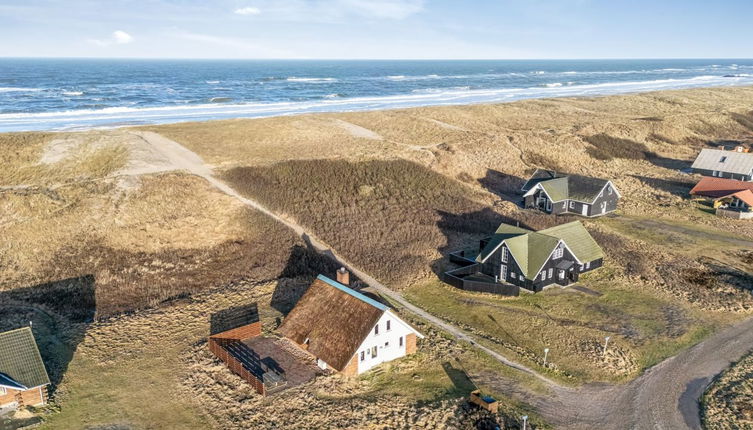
[2,58,753,132]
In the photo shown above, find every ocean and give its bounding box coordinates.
[1,59,752,132]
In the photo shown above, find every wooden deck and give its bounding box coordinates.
[239,337,322,394]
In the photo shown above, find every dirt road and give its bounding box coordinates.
[130,131,753,429]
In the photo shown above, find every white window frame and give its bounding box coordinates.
[553,246,564,259]
[511,272,517,279]
[569,200,575,209]
[608,186,613,195]
[585,261,591,269]
[500,264,507,280]
[501,247,508,263]
[540,271,546,281]
[548,268,553,279]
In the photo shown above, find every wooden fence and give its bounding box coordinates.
[208,321,267,395]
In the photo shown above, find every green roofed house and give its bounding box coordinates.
[444,221,604,295]
[0,327,50,410]
[521,169,620,217]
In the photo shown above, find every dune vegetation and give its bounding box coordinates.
[702,351,753,429]
[2,86,753,428]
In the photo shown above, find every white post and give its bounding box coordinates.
[522,415,529,430]
[603,336,610,356]
[543,348,550,367]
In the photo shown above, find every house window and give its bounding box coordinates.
[500,264,507,280]
[511,272,517,279]
[541,272,546,281]
[501,248,508,263]
[372,346,378,357]
[579,264,584,271]
[361,351,365,361]
[399,336,403,347]
[385,341,389,348]
[586,261,591,269]
[548,268,553,279]
[374,324,379,335]
[553,246,564,259]
[386,320,391,331]
[608,186,613,195]
[569,200,575,209]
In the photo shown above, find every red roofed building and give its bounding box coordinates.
[690,177,753,219]
[689,177,753,199]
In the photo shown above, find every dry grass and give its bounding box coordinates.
[4,86,753,427]
[222,159,556,286]
[1,171,302,317]
[20,278,545,430]
[702,352,753,429]
[0,132,128,187]
[148,86,753,238]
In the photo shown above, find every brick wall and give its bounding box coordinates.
[340,355,359,376]
[405,333,417,355]
[0,388,17,406]
[0,386,47,408]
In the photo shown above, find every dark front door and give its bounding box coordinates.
[569,270,579,283]
[556,269,569,286]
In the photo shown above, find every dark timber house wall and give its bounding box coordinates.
[445,221,605,295]
[521,170,620,218]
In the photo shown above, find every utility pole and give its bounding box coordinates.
[543,348,550,367]
[522,415,529,430]
[603,336,611,356]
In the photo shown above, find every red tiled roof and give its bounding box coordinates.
[716,189,753,207]
[690,177,753,198]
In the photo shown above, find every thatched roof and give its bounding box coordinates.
[0,327,50,390]
[277,275,386,371]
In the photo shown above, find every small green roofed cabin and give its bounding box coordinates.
[445,221,604,294]
[0,327,51,410]
[521,169,620,217]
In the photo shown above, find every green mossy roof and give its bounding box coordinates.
[0,327,50,389]
[539,221,605,263]
[476,221,604,279]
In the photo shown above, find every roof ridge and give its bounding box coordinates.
[0,326,34,336]
[316,275,387,312]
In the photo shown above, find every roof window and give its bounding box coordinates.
[720,156,727,163]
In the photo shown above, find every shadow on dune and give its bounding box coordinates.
[270,244,342,316]
[630,174,695,198]
[0,275,96,392]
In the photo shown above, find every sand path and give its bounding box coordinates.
[128,131,753,429]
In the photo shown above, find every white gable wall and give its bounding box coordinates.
[353,311,417,374]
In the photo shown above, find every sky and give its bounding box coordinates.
[0,0,751,59]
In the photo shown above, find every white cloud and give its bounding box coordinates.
[234,6,261,15]
[89,30,133,46]
[113,30,133,44]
